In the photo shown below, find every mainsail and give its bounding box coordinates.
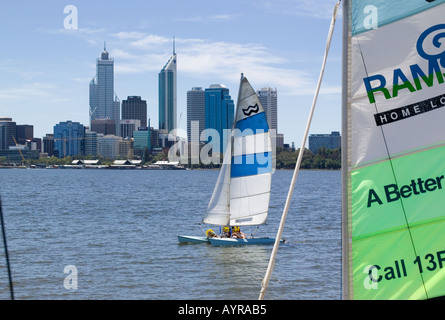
[342,0,445,299]
[203,75,274,227]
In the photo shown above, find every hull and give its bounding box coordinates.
[209,237,282,246]
[177,235,209,244]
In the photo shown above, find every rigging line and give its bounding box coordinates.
[352,16,428,298]
[258,0,341,300]
[0,196,14,300]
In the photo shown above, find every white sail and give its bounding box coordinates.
[203,75,274,227]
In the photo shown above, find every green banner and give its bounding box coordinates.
[351,146,445,299]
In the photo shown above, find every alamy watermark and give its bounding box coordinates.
[64,265,78,290]
[63,5,78,30]
[167,121,276,167]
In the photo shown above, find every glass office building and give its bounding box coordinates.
[205,84,234,153]
[53,121,85,158]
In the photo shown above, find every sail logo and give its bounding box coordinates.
[242,103,259,116]
[363,24,445,125]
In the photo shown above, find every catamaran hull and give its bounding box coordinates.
[177,235,209,244]
[209,237,282,246]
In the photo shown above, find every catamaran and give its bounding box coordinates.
[178,74,282,246]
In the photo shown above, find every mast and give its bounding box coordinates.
[259,0,341,300]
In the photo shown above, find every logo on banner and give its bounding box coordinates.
[363,24,445,126]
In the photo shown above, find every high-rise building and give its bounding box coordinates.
[0,117,16,150]
[205,84,234,152]
[89,43,120,132]
[119,119,141,139]
[91,119,116,136]
[97,134,121,159]
[43,134,55,156]
[187,87,205,143]
[53,121,85,158]
[133,127,151,158]
[121,96,147,128]
[257,87,278,132]
[84,130,98,156]
[158,43,177,133]
[16,124,33,144]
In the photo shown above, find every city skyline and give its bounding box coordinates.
[0,1,342,146]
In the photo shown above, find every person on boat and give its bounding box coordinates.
[222,226,231,238]
[206,229,219,238]
[231,226,246,239]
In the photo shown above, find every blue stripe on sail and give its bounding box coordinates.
[231,152,272,178]
[352,0,445,35]
[234,113,269,137]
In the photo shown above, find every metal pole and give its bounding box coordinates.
[259,1,341,300]
[0,196,14,300]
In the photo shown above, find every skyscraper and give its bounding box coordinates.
[205,84,234,152]
[257,87,278,132]
[158,41,177,133]
[89,43,120,132]
[187,87,205,143]
[122,96,147,128]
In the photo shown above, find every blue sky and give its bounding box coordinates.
[0,0,342,146]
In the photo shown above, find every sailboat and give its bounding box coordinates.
[342,0,445,299]
[178,74,282,246]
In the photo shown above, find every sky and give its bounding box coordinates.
[0,0,343,147]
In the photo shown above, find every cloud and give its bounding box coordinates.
[257,0,340,19]
[0,82,68,103]
[110,32,340,96]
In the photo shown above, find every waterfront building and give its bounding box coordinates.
[53,121,85,158]
[205,84,234,153]
[158,43,177,133]
[0,117,17,150]
[118,139,133,159]
[122,96,147,128]
[85,130,98,156]
[133,127,151,158]
[97,134,121,159]
[89,43,120,132]
[308,131,341,153]
[187,87,205,143]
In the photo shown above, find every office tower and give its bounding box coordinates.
[187,87,205,143]
[309,131,341,153]
[84,130,98,156]
[91,119,116,136]
[16,124,33,144]
[0,117,16,149]
[89,43,120,132]
[97,134,121,159]
[158,41,177,133]
[122,96,147,128]
[43,134,55,156]
[205,84,234,152]
[133,127,151,158]
[118,139,133,159]
[257,87,278,132]
[119,119,141,139]
[53,121,85,158]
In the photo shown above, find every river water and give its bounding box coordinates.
[0,168,341,300]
